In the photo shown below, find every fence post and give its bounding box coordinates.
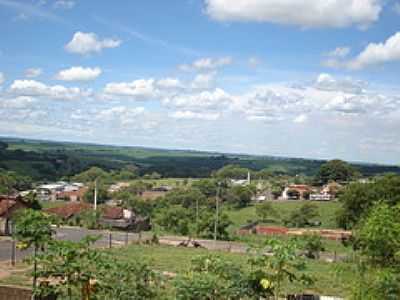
[125,231,128,246]
[108,232,112,249]
[11,239,16,266]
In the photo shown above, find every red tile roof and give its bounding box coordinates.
[102,206,123,220]
[0,196,27,217]
[45,202,92,219]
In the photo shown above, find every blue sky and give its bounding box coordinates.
[0,0,400,165]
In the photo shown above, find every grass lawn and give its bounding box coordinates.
[110,243,353,297]
[0,243,354,297]
[226,200,342,231]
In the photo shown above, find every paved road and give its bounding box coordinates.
[0,227,146,262]
[0,227,346,263]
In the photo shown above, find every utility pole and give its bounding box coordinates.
[94,179,98,211]
[195,198,199,237]
[214,182,221,246]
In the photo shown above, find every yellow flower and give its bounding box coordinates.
[16,242,28,250]
[260,278,271,289]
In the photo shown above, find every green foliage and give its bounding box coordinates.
[337,174,400,229]
[13,209,54,250]
[226,185,255,208]
[192,179,218,198]
[256,201,280,222]
[110,165,139,180]
[79,209,101,229]
[163,187,207,208]
[13,209,54,290]
[301,234,325,259]
[355,203,400,265]
[155,205,193,236]
[72,166,110,183]
[345,262,400,300]
[83,180,109,204]
[213,164,250,179]
[96,259,161,299]
[248,238,312,299]
[284,203,320,228]
[315,159,359,185]
[0,170,32,194]
[174,255,249,300]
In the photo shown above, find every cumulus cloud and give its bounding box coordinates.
[96,106,145,124]
[345,32,400,69]
[0,96,36,109]
[162,88,232,111]
[170,110,220,121]
[156,78,182,89]
[315,73,366,94]
[179,57,232,71]
[103,79,157,100]
[9,79,92,100]
[191,72,216,89]
[24,68,42,78]
[55,66,102,81]
[0,72,4,85]
[293,114,308,124]
[327,47,351,58]
[65,32,121,55]
[205,0,382,29]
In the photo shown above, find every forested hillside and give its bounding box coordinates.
[1,137,399,181]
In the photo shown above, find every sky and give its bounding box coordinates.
[0,0,400,165]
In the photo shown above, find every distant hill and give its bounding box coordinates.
[0,137,399,180]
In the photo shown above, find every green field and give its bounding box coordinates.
[110,243,353,297]
[226,200,342,232]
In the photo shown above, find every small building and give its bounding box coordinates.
[281,185,313,200]
[45,202,92,220]
[0,195,30,235]
[37,182,86,202]
[99,206,151,232]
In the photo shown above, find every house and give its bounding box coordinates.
[139,186,172,200]
[310,182,342,201]
[108,182,131,193]
[281,185,313,200]
[37,182,86,202]
[45,202,92,220]
[0,195,29,235]
[99,206,151,232]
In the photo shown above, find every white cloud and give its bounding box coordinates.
[327,47,351,58]
[162,88,232,111]
[170,110,220,121]
[0,72,4,85]
[179,56,232,71]
[103,79,157,100]
[53,0,75,9]
[96,106,145,124]
[55,66,102,81]
[24,68,42,78]
[345,32,400,69]
[0,96,36,109]
[65,32,121,55]
[9,79,92,100]
[156,78,182,89]
[191,72,216,89]
[205,0,382,28]
[293,114,308,124]
[315,73,366,94]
